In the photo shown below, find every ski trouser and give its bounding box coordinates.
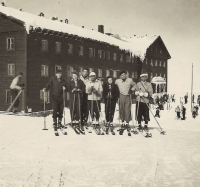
[81,92,89,123]
[177,112,180,118]
[52,94,63,119]
[136,102,150,124]
[182,111,185,119]
[105,98,117,123]
[88,100,100,121]
[69,92,82,121]
[10,89,20,108]
[119,94,131,122]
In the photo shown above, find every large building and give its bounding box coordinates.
[0,5,171,112]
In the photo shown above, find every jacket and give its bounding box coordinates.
[85,79,103,100]
[103,83,119,101]
[135,81,153,103]
[45,76,67,96]
[10,76,22,90]
[67,79,85,94]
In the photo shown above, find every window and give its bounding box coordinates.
[102,50,105,59]
[41,65,49,77]
[113,70,117,78]
[135,71,138,79]
[98,69,102,77]
[89,68,93,73]
[132,71,135,78]
[106,51,110,60]
[155,60,158,66]
[7,64,15,76]
[55,42,61,53]
[6,37,15,51]
[113,53,117,61]
[41,40,48,51]
[79,67,83,76]
[98,49,102,59]
[67,66,73,77]
[40,90,50,103]
[150,73,153,79]
[160,49,162,54]
[6,90,12,104]
[163,73,166,78]
[127,71,129,78]
[163,62,166,67]
[89,48,94,58]
[79,46,84,56]
[126,55,131,62]
[132,56,136,63]
[120,54,123,62]
[55,65,62,74]
[151,59,153,66]
[68,44,73,54]
[106,69,110,77]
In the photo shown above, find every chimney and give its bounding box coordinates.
[1,2,5,6]
[65,19,68,24]
[20,8,22,11]
[98,25,104,34]
[82,26,84,28]
[60,20,63,22]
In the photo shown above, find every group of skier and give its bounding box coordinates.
[41,69,153,135]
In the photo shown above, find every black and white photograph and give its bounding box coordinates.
[0,0,200,186]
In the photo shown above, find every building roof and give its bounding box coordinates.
[0,5,169,61]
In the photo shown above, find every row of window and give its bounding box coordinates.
[144,58,166,67]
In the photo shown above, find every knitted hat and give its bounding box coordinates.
[89,72,96,76]
[72,70,78,75]
[119,70,127,76]
[140,73,148,77]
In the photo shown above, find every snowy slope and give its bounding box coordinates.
[0,99,200,186]
[0,5,158,61]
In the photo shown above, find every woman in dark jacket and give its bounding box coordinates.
[103,76,119,129]
[68,71,85,129]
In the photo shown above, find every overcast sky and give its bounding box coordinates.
[5,0,200,95]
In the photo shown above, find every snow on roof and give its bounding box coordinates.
[0,5,159,61]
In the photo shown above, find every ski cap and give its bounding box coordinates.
[89,72,96,77]
[140,73,148,77]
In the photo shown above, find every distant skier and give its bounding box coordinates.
[181,105,186,120]
[43,70,67,129]
[197,95,200,106]
[175,106,181,119]
[195,105,199,115]
[157,102,164,110]
[155,109,160,118]
[192,106,197,118]
[184,94,188,104]
[103,76,119,134]
[134,73,153,132]
[172,94,175,102]
[192,94,195,103]
[85,72,103,128]
[68,71,85,131]
[115,71,136,132]
[9,72,24,113]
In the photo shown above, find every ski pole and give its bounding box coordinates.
[42,92,48,130]
[130,94,138,134]
[71,93,76,126]
[78,92,82,130]
[140,95,165,134]
[63,89,66,127]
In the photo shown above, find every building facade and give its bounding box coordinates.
[0,6,171,112]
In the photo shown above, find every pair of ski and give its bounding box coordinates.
[105,126,115,135]
[93,124,104,135]
[54,124,67,136]
[137,126,152,138]
[117,126,132,136]
[72,124,85,135]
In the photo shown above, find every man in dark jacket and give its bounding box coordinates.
[68,71,85,131]
[43,70,67,129]
[103,76,119,132]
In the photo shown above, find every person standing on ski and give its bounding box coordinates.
[9,72,24,113]
[175,106,181,119]
[43,70,67,129]
[115,71,136,130]
[134,73,153,132]
[80,68,90,127]
[181,105,186,120]
[85,72,103,128]
[184,94,188,104]
[68,70,85,130]
[155,109,160,118]
[103,76,119,130]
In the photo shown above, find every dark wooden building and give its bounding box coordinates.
[0,5,171,112]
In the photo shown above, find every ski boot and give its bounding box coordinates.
[144,125,152,138]
[126,124,131,136]
[138,124,143,132]
[119,124,125,135]
[105,123,109,135]
[80,123,85,134]
[110,123,115,135]
[53,119,59,136]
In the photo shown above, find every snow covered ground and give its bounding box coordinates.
[1,100,200,187]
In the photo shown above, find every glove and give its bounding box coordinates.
[43,88,47,92]
[72,88,77,93]
[77,89,81,92]
[135,91,139,96]
[144,92,148,97]
[139,92,144,96]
